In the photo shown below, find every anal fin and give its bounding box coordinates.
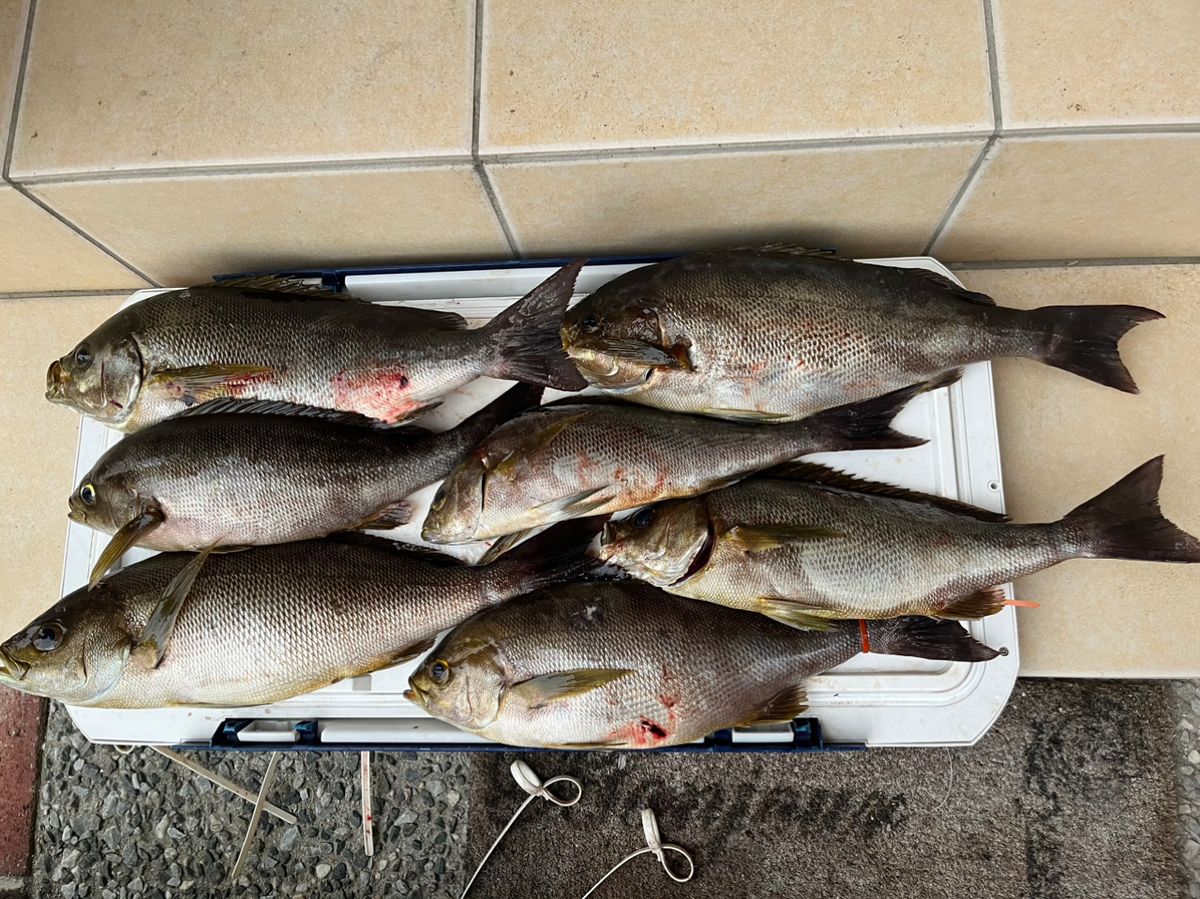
[352,500,414,531]
[737,684,808,727]
[936,586,1009,620]
[755,597,837,631]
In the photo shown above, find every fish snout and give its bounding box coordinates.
[0,647,28,681]
[45,359,69,399]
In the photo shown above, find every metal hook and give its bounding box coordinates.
[579,807,695,897]
[460,760,583,899]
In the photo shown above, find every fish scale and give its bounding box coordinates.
[408,583,998,749]
[0,538,587,708]
[562,248,1162,421]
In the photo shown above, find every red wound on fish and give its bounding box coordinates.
[332,368,420,424]
[607,717,671,747]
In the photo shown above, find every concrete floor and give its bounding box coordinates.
[27,679,1199,899]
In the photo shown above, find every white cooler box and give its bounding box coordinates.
[61,255,1020,751]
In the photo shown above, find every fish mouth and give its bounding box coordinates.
[597,521,618,558]
[403,686,425,706]
[0,647,28,681]
[45,360,69,401]
[67,506,85,524]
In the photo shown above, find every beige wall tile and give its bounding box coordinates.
[0,0,28,147]
[0,187,146,292]
[488,141,983,258]
[11,0,474,176]
[480,0,993,152]
[960,265,1200,677]
[935,135,1200,261]
[0,294,118,638]
[32,166,510,285]
[994,0,1200,128]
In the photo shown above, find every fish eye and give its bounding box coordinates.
[79,484,96,506]
[580,317,600,334]
[430,659,452,685]
[29,622,64,653]
[632,507,655,529]
[74,344,92,368]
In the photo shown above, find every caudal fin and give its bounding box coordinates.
[1061,456,1200,562]
[1028,304,1163,393]
[871,616,1001,662]
[484,260,589,391]
[792,370,960,453]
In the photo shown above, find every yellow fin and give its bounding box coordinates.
[936,586,1008,620]
[509,668,634,710]
[89,509,164,589]
[726,524,843,552]
[737,683,809,727]
[148,363,276,403]
[491,412,587,479]
[699,407,794,422]
[140,543,216,668]
[755,598,836,631]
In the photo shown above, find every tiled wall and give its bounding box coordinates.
[0,0,1196,294]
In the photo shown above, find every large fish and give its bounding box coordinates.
[70,383,541,588]
[0,529,597,709]
[405,583,1000,749]
[561,246,1162,422]
[420,374,951,549]
[597,458,1200,628]
[46,264,587,432]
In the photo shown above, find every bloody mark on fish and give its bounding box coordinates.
[606,717,671,747]
[332,368,419,424]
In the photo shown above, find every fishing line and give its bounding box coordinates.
[460,760,582,899]
[578,808,695,898]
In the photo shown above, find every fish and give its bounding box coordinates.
[419,372,951,548]
[70,383,542,588]
[405,582,1000,749]
[46,264,587,432]
[0,525,600,709]
[561,245,1163,422]
[597,457,1200,628]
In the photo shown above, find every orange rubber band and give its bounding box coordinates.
[1002,599,1041,609]
[858,619,871,654]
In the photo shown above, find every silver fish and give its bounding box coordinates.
[598,457,1200,628]
[406,583,1000,749]
[562,246,1162,422]
[47,264,587,432]
[0,530,597,709]
[70,384,541,587]
[420,374,951,548]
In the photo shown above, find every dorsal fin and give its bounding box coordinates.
[324,533,464,565]
[206,275,344,296]
[903,268,996,305]
[169,397,431,435]
[761,462,1010,523]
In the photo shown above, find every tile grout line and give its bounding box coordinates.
[0,287,140,299]
[2,0,36,179]
[470,0,519,259]
[949,256,1200,270]
[12,183,160,286]
[922,0,1003,257]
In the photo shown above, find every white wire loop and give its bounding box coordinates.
[460,761,583,899]
[579,808,695,898]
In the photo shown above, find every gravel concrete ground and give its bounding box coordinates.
[29,680,1200,898]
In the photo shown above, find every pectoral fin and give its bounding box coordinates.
[509,668,635,710]
[476,528,536,566]
[588,338,693,371]
[491,413,588,479]
[531,486,611,520]
[89,508,164,589]
[737,684,809,727]
[754,598,837,631]
[139,543,216,668]
[148,363,275,403]
[725,524,843,553]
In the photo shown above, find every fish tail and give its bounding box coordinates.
[1059,456,1200,563]
[1026,303,1163,393]
[483,259,590,391]
[789,372,959,453]
[485,516,613,595]
[869,617,1001,662]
